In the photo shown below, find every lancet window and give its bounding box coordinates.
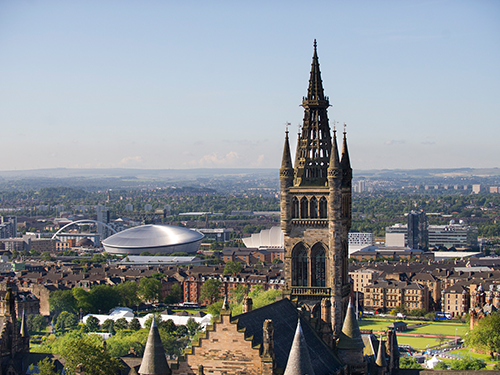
[311,243,326,287]
[292,244,308,286]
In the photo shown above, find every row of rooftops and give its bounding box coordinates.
[0,262,286,289]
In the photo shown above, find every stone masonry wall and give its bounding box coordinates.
[175,313,265,375]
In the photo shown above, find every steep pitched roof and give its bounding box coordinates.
[233,298,342,374]
[138,318,171,375]
[336,299,364,350]
[284,320,315,375]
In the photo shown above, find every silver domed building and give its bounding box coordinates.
[102,224,204,255]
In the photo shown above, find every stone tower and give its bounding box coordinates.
[280,40,352,338]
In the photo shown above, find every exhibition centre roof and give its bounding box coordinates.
[102,224,204,249]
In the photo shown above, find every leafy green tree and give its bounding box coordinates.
[61,334,122,375]
[49,290,77,317]
[115,281,139,307]
[88,285,121,314]
[84,316,100,332]
[129,318,141,331]
[449,356,486,370]
[223,261,243,276]
[466,313,500,358]
[72,288,92,313]
[231,284,250,304]
[186,318,201,336]
[139,277,162,302]
[55,311,78,333]
[114,318,128,330]
[433,361,448,370]
[27,314,47,334]
[100,319,114,333]
[200,278,222,305]
[36,357,59,375]
[164,283,182,304]
[400,357,422,369]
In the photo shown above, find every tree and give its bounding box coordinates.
[466,313,500,358]
[139,277,162,302]
[55,311,78,333]
[186,318,201,336]
[200,278,222,305]
[433,361,448,370]
[400,357,422,369]
[101,319,114,333]
[435,333,446,346]
[115,281,139,307]
[129,318,141,331]
[72,288,92,313]
[223,261,243,276]
[49,290,77,317]
[88,285,121,314]
[164,283,182,304]
[114,318,128,330]
[61,334,122,375]
[36,357,59,375]
[85,316,100,332]
[27,314,47,334]
[449,356,486,370]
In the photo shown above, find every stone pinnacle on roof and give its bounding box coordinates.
[328,128,341,175]
[280,128,293,173]
[221,294,229,311]
[138,318,171,375]
[20,310,29,338]
[336,298,364,350]
[283,319,315,375]
[340,125,351,171]
[375,334,387,367]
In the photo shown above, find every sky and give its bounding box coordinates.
[1,0,499,171]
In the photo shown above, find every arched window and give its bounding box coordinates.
[319,197,327,218]
[292,244,308,286]
[291,197,299,219]
[300,197,308,218]
[311,244,326,287]
[310,196,318,218]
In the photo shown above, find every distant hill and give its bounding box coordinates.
[0,167,498,180]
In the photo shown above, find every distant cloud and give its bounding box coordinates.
[421,141,436,145]
[119,156,144,166]
[252,154,265,167]
[385,140,406,146]
[192,151,240,167]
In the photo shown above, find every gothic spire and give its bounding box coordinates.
[138,318,171,375]
[294,40,332,186]
[283,319,315,375]
[336,299,364,350]
[306,39,325,102]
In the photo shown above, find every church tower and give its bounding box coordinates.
[280,40,352,338]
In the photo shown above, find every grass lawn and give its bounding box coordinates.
[358,318,467,336]
[396,335,439,350]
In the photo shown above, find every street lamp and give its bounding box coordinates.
[455,328,458,346]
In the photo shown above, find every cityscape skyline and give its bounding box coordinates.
[1,0,499,172]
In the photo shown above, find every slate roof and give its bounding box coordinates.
[284,320,315,375]
[233,298,342,375]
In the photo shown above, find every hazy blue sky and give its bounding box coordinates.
[1,0,499,171]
